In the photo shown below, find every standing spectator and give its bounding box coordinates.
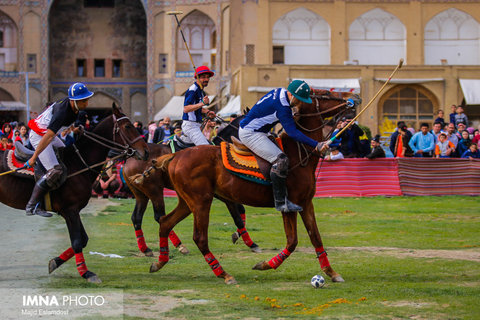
[152,119,165,144]
[446,123,459,148]
[435,133,455,158]
[456,130,471,158]
[339,115,364,158]
[147,121,157,143]
[134,121,147,141]
[202,119,217,142]
[430,121,443,143]
[366,134,386,159]
[329,122,342,149]
[434,110,445,128]
[454,106,469,128]
[390,122,413,157]
[461,143,480,159]
[408,123,435,157]
[161,117,172,143]
[389,121,412,156]
[449,105,457,125]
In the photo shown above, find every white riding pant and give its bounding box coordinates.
[238,127,282,163]
[181,120,210,146]
[29,131,66,170]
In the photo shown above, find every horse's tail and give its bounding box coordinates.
[130,153,176,185]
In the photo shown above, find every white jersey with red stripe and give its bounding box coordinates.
[28,99,76,136]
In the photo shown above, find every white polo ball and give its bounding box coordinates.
[311,274,325,288]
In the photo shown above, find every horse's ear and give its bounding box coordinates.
[243,107,250,115]
[112,102,123,116]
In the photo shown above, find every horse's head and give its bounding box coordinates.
[292,89,362,140]
[111,103,149,160]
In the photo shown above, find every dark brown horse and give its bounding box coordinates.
[0,104,148,283]
[123,117,260,257]
[148,90,360,284]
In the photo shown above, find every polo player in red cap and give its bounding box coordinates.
[181,65,216,145]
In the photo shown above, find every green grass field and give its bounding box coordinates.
[46,196,480,319]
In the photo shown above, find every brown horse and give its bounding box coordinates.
[148,90,360,284]
[123,118,260,257]
[0,104,148,283]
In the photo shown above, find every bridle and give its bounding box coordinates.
[290,93,357,170]
[67,114,144,178]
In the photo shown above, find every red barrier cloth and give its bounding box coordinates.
[315,158,402,197]
[397,158,480,196]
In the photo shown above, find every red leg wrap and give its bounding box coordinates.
[240,213,246,225]
[237,227,254,247]
[204,252,224,276]
[268,248,291,269]
[168,230,182,247]
[158,237,169,262]
[59,247,74,262]
[315,247,330,269]
[135,229,148,252]
[75,253,88,276]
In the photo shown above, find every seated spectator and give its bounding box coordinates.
[58,127,75,147]
[454,105,469,127]
[455,122,467,139]
[339,115,364,158]
[366,134,386,159]
[325,146,344,160]
[329,122,342,149]
[1,123,13,140]
[472,129,480,146]
[0,135,10,150]
[456,130,471,158]
[408,123,435,157]
[15,124,29,145]
[435,133,455,158]
[389,121,413,157]
[446,123,459,148]
[461,143,480,159]
[92,156,120,198]
[434,110,445,128]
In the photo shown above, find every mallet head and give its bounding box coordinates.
[399,58,404,68]
[166,11,183,16]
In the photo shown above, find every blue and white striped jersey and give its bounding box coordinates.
[183,82,204,122]
[240,88,317,148]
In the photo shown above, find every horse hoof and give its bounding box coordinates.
[143,248,154,257]
[177,244,190,255]
[252,261,270,270]
[48,259,57,274]
[331,275,345,283]
[224,275,237,285]
[231,232,239,244]
[86,274,102,284]
[250,245,262,253]
[150,261,167,273]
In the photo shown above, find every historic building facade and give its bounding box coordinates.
[0,0,479,131]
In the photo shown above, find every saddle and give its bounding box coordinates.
[220,137,284,185]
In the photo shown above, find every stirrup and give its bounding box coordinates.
[275,199,303,213]
[26,203,52,218]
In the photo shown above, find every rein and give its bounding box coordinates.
[67,114,141,179]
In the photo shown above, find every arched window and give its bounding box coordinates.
[424,8,480,65]
[0,11,18,71]
[272,8,330,65]
[380,85,437,130]
[349,9,406,65]
[176,10,215,73]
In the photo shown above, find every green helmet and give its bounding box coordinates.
[287,80,312,104]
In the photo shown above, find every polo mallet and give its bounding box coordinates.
[325,58,404,148]
[167,11,197,74]
[0,163,30,177]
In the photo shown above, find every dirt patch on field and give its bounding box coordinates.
[381,300,437,308]
[332,246,480,262]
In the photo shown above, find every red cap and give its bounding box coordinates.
[195,66,214,78]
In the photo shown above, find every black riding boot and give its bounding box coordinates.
[270,171,303,213]
[26,177,52,217]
